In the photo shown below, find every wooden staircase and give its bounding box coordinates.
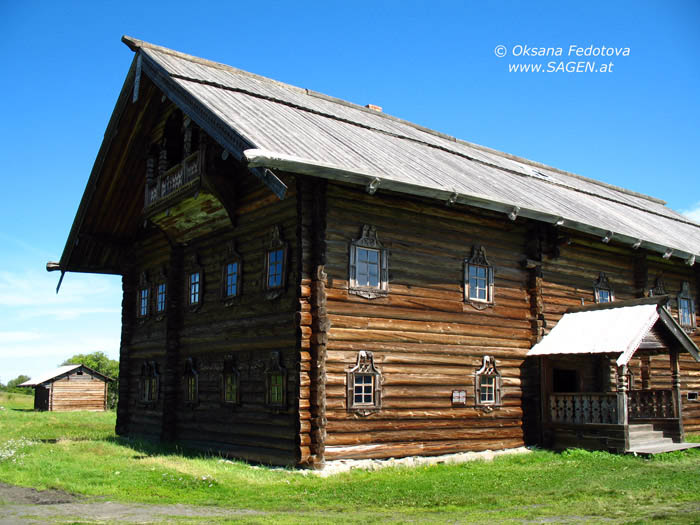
[627,424,700,455]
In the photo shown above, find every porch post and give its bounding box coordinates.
[670,350,684,440]
[616,365,629,426]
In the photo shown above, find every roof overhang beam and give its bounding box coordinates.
[244,149,700,264]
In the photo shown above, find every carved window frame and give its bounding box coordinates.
[221,355,240,406]
[183,357,199,406]
[136,271,150,320]
[264,226,288,300]
[475,356,502,410]
[139,361,159,404]
[221,241,242,305]
[265,351,287,409]
[594,272,615,304]
[186,253,204,311]
[349,225,389,299]
[464,245,495,310]
[677,281,697,332]
[347,351,382,415]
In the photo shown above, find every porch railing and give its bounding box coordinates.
[628,389,675,419]
[550,393,618,424]
[145,151,201,208]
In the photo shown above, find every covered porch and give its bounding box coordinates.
[528,297,700,454]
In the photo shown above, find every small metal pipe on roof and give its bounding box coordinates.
[508,206,520,221]
[602,231,613,244]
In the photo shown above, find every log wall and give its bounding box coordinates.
[321,183,533,460]
[49,372,108,411]
[121,170,302,465]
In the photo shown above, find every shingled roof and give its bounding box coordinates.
[57,36,700,273]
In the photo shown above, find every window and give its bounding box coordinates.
[677,281,697,331]
[222,241,242,302]
[138,287,149,317]
[475,356,501,409]
[222,356,240,405]
[140,361,159,403]
[186,253,204,309]
[349,225,388,299]
[156,283,167,313]
[347,351,382,414]
[136,271,150,319]
[268,373,284,404]
[225,262,239,296]
[594,272,615,303]
[183,358,198,404]
[265,351,287,408]
[267,250,284,288]
[464,245,494,309]
[264,226,287,297]
[189,272,201,305]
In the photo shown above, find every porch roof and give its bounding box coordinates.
[527,297,700,366]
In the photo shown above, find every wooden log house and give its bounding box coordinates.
[19,364,113,412]
[49,36,700,466]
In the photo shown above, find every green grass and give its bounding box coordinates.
[1,394,700,523]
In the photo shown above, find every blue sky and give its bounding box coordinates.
[1,1,698,384]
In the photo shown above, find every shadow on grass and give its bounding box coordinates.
[101,435,227,462]
[10,408,34,412]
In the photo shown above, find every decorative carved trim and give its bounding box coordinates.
[594,272,615,303]
[464,245,495,310]
[346,351,382,416]
[474,355,502,412]
[349,225,389,299]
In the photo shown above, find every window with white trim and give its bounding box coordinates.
[464,245,494,309]
[475,355,501,408]
[349,225,388,299]
[347,351,382,415]
[678,281,697,331]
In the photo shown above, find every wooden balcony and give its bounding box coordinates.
[145,151,202,209]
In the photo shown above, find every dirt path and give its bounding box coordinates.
[0,483,263,524]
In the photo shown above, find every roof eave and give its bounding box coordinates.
[56,56,139,275]
[244,149,700,264]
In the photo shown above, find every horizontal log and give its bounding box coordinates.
[324,437,525,460]
[326,425,523,446]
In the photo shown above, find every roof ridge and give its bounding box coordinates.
[123,36,673,209]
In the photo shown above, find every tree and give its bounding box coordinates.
[4,375,32,394]
[61,352,119,409]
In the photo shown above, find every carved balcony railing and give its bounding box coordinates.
[550,393,618,425]
[628,389,675,420]
[145,151,201,208]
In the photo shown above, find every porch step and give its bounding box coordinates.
[626,424,697,454]
[627,442,700,455]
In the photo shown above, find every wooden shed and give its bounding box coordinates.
[46,37,700,466]
[19,364,113,412]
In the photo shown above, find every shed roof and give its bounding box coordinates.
[19,364,114,387]
[527,298,700,366]
[57,37,700,274]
